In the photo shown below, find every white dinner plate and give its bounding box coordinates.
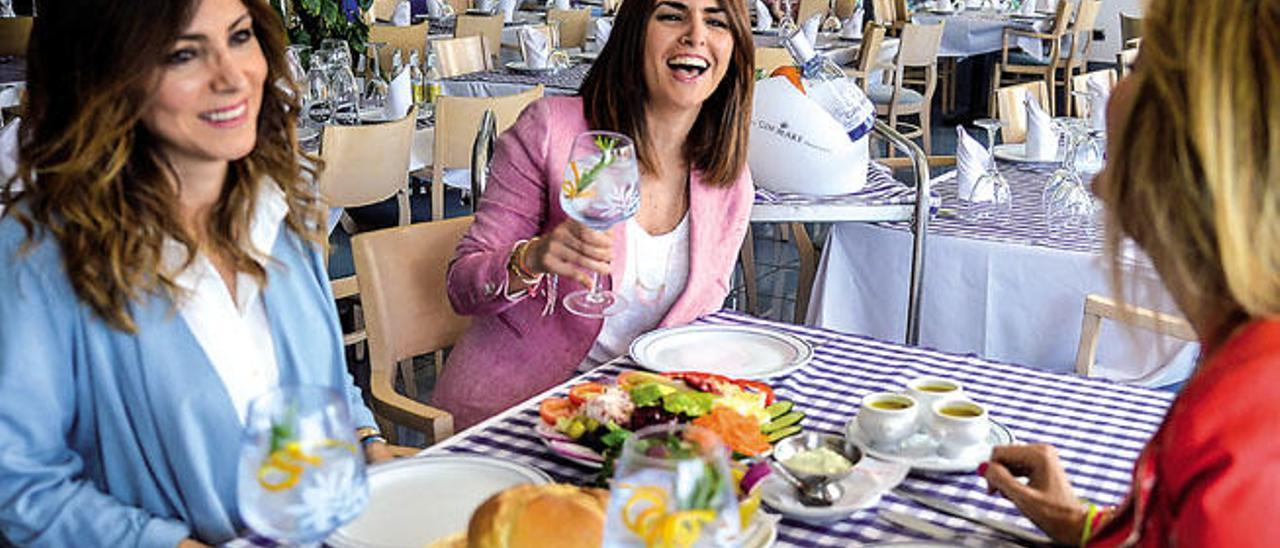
[327,455,551,548]
[845,419,1017,474]
[993,143,1063,164]
[629,324,814,380]
[504,60,560,75]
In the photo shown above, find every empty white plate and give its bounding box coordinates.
[629,324,814,380]
[327,455,551,548]
[993,143,1063,164]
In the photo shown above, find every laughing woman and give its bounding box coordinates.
[435,0,756,428]
[0,0,388,546]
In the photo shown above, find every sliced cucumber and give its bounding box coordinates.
[765,400,794,419]
[762,411,805,433]
[766,424,803,443]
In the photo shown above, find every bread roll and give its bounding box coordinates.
[467,484,609,548]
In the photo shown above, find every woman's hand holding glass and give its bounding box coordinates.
[980,444,1088,545]
[520,220,614,291]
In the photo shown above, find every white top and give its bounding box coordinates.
[581,213,690,371]
[161,183,288,424]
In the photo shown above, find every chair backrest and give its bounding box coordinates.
[1117,46,1139,78]
[0,17,33,57]
[1119,12,1142,45]
[1048,0,1073,35]
[996,81,1049,143]
[896,21,944,68]
[548,9,591,49]
[372,0,398,21]
[797,0,828,25]
[834,0,857,20]
[754,47,794,74]
[1067,0,1101,61]
[1071,69,1116,116]
[892,0,909,23]
[871,0,894,26]
[446,0,471,14]
[455,14,504,66]
[433,35,490,77]
[318,108,417,208]
[369,22,431,74]
[854,22,888,75]
[352,216,476,443]
[1074,294,1197,378]
[433,85,542,172]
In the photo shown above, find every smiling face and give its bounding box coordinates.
[141,0,267,170]
[642,0,735,115]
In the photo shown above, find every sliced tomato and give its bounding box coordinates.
[568,382,608,406]
[539,397,575,425]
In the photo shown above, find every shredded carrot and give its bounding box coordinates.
[693,407,772,457]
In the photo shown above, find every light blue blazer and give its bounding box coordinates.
[0,215,376,547]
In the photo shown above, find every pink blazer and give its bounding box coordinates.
[434,96,754,429]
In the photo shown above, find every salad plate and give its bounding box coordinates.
[328,455,550,548]
[844,419,1017,474]
[630,324,814,380]
[993,142,1064,164]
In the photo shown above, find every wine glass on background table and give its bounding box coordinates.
[603,424,742,547]
[960,118,1013,221]
[558,131,640,318]
[1069,90,1106,177]
[237,386,368,546]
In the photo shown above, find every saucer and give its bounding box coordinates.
[844,419,1016,474]
[758,458,909,523]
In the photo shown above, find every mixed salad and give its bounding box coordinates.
[536,371,805,467]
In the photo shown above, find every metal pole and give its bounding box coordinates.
[870,120,931,346]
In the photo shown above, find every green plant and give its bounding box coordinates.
[275,0,375,55]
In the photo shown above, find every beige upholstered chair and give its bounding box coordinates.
[0,17,33,57]
[870,0,908,34]
[834,0,856,19]
[1119,12,1142,48]
[868,22,945,153]
[548,8,591,49]
[318,108,418,349]
[371,0,399,21]
[1074,294,1196,379]
[844,22,887,90]
[352,216,476,445]
[754,47,794,74]
[994,80,1050,144]
[1070,69,1117,118]
[445,0,471,15]
[455,13,504,67]
[429,86,543,220]
[369,22,431,74]
[1117,46,1139,78]
[432,35,491,77]
[989,0,1074,115]
[797,0,828,25]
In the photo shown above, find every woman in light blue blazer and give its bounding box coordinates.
[0,0,391,546]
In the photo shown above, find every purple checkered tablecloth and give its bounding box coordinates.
[444,61,590,93]
[754,162,939,209]
[426,311,1172,546]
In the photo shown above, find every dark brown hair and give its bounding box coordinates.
[3,0,323,332]
[578,0,754,186]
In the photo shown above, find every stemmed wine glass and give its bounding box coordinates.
[305,53,334,126]
[602,424,742,547]
[1069,90,1106,176]
[558,131,641,318]
[362,42,390,120]
[237,386,368,546]
[961,119,1013,221]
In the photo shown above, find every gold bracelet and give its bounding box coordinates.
[509,238,543,284]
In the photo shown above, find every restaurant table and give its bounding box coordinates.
[423,310,1173,546]
[0,57,25,110]
[912,11,1050,59]
[807,161,1199,385]
[441,60,591,97]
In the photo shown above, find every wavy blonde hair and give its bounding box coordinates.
[1,0,324,333]
[1101,0,1280,336]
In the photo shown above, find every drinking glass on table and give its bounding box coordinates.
[961,118,1013,221]
[1043,117,1098,235]
[603,424,742,547]
[1069,90,1106,177]
[558,131,641,318]
[305,54,334,126]
[237,386,368,546]
[362,42,391,118]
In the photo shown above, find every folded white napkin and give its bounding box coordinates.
[593,18,613,50]
[547,0,570,10]
[499,0,518,22]
[520,26,551,69]
[956,126,993,201]
[385,68,412,120]
[1019,0,1036,15]
[754,0,774,31]
[1087,76,1111,132]
[802,13,822,47]
[392,0,412,25]
[841,7,863,39]
[0,118,19,192]
[1023,92,1056,161]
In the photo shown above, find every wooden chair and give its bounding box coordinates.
[994,80,1050,144]
[755,47,794,74]
[429,86,543,220]
[318,108,418,352]
[0,17,33,57]
[1071,69,1116,118]
[432,35,491,77]
[455,13,504,67]
[1074,294,1196,379]
[868,22,944,153]
[844,22,887,90]
[989,0,1073,116]
[1117,46,1139,78]
[548,8,591,49]
[371,0,399,21]
[352,216,476,445]
[797,0,828,25]
[369,22,431,75]
[870,0,907,34]
[834,0,856,19]
[1119,12,1142,48]
[445,0,471,15]
[1056,0,1102,116]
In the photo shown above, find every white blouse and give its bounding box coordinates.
[161,183,288,424]
[581,213,690,371]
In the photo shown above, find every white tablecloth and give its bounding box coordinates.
[913,12,1048,59]
[807,167,1199,386]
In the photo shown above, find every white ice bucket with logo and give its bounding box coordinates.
[748,76,870,196]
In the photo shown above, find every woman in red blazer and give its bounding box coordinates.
[978,0,1280,545]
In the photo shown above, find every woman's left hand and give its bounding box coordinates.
[364,441,395,464]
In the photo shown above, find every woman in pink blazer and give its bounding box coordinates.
[434,0,758,428]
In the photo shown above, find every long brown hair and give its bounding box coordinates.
[579,0,754,186]
[2,0,324,332]
[1100,0,1280,338]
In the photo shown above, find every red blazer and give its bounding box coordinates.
[1093,318,1280,546]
